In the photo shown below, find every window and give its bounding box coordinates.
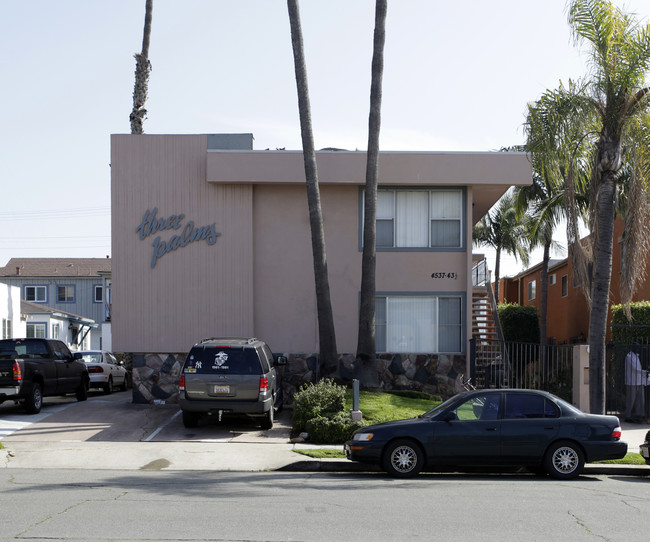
[94,285,103,303]
[24,285,47,303]
[527,280,536,301]
[504,393,559,419]
[52,324,60,339]
[549,274,556,286]
[561,275,568,297]
[26,323,47,338]
[57,285,75,303]
[368,188,463,249]
[2,318,11,339]
[375,295,462,353]
[452,394,501,421]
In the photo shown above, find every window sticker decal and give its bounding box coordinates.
[213,351,229,370]
[185,357,202,373]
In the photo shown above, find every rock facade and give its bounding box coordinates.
[123,351,468,404]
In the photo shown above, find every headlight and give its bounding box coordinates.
[353,432,374,441]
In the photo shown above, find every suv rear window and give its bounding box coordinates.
[184,346,262,375]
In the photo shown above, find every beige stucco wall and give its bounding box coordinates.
[112,135,529,355]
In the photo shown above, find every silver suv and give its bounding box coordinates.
[178,337,287,429]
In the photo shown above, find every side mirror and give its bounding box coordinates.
[442,411,458,422]
[73,352,83,360]
[275,355,288,366]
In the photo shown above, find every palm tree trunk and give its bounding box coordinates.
[287,0,338,369]
[588,172,617,414]
[493,247,501,305]
[130,0,153,134]
[540,239,550,389]
[357,0,387,363]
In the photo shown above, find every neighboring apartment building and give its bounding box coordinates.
[111,133,532,402]
[499,218,647,344]
[0,258,112,349]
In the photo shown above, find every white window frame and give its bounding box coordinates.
[52,323,60,339]
[94,285,103,303]
[375,294,463,354]
[364,188,464,249]
[2,318,11,339]
[527,280,537,301]
[26,322,47,338]
[549,274,556,286]
[24,285,47,303]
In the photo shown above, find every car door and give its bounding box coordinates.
[52,341,81,393]
[500,392,561,463]
[430,393,503,465]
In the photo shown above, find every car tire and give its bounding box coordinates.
[382,439,425,478]
[120,374,130,391]
[24,383,43,414]
[182,411,200,428]
[260,405,274,430]
[544,440,585,480]
[104,376,113,395]
[76,376,88,402]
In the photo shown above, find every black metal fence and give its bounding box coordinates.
[606,342,650,419]
[471,339,574,402]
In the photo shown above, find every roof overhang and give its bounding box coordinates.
[206,149,532,224]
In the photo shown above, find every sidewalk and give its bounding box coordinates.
[0,397,648,475]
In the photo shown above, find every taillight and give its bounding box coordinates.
[179,375,185,391]
[611,426,622,440]
[87,366,104,374]
[12,361,22,382]
[259,376,269,392]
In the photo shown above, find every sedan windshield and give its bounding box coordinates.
[421,393,466,418]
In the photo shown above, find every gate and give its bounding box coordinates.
[606,341,650,419]
[470,339,574,402]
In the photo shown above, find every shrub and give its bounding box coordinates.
[611,301,650,343]
[305,411,364,444]
[498,303,540,343]
[291,378,346,437]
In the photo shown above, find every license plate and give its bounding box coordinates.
[213,384,229,394]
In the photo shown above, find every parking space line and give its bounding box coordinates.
[143,410,182,442]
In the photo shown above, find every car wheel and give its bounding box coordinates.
[25,383,43,414]
[76,376,88,402]
[260,405,274,430]
[544,440,585,480]
[120,373,130,391]
[182,411,200,428]
[104,376,114,395]
[382,439,424,478]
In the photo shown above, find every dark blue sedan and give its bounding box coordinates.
[345,389,627,479]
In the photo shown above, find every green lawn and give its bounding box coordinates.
[344,389,440,423]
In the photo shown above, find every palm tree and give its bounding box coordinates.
[566,0,650,413]
[287,0,338,369]
[130,0,153,134]
[518,93,591,364]
[357,0,387,365]
[473,190,530,304]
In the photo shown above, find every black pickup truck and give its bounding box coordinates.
[0,338,89,414]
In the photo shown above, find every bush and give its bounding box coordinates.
[305,411,364,444]
[611,301,650,343]
[291,378,346,437]
[498,303,540,343]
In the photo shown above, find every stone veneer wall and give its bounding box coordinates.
[123,351,468,405]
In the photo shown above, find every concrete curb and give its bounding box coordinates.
[277,459,650,476]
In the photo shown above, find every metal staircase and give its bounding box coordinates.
[471,259,509,388]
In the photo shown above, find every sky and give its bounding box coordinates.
[2,0,650,276]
